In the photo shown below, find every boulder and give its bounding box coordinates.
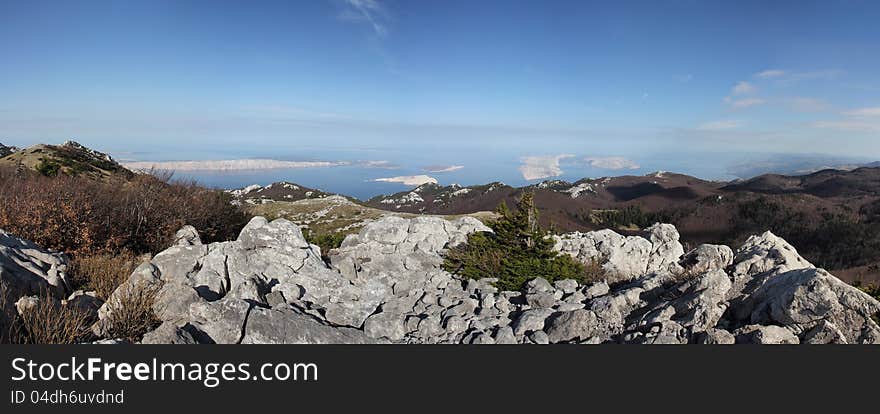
[734,325,800,344]
[0,229,70,298]
[729,267,880,344]
[731,231,813,282]
[140,321,198,344]
[680,244,734,274]
[553,224,684,282]
[545,309,600,343]
[645,223,685,273]
[173,225,202,246]
[692,328,736,344]
[553,230,652,282]
[241,307,377,344]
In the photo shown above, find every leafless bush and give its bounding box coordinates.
[101,282,162,342]
[0,166,249,256]
[581,257,609,284]
[9,292,94,344]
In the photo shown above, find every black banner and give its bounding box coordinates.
[1,345,875,412]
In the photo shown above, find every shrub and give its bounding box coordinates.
[303,229,346,263]
[68,251,141,300]
[101,282,162,342]
[0,167,250,256]
[443,192,593,291]
[35,159,60,177]
[8,292,94,344]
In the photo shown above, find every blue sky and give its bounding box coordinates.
[2,0,880,191]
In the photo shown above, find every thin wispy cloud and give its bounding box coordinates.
[697,120,743,131]
[842,106,880,118]
[337,0,389,37]
[810,106,880,133]
[726,97,765,109]
[518,154,573,181]
[732,81,757,95]
[810,120,880,133]
[754,69,786,79]
[754,69,845,85]
[584,156,640,170]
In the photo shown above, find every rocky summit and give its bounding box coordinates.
[3,216,879,344]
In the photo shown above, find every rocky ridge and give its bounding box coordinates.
[227,181,338,205]
[85,216,880,344]
[3,215,879,344]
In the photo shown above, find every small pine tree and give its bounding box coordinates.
[443,191,594,291]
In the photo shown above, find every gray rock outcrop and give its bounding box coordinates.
[66,217,880,345]
[0,229,71,299]
[552,223,685,282]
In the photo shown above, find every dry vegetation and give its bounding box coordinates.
[0,165,248,343]
[68,251,143,300]
[99,282,163,342]
[0,167,250,256]
[2,291,95,344]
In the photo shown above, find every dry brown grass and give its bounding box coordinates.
[0,166,250,256]
[101,282,162,342]
[69,251,142,300]
[581,257,609,284]
[7,292,94,344]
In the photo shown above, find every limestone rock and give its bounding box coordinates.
[645,223,685,273]
[545,309,600,343]
[241,307,377,344]
[734,325,800,344]
[0,229,70,298]
[174,225,202,246]
[553,230,652,282]
[680,244,734,274]
[730,267,880,344]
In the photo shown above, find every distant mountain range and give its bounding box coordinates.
[3,141,880,280]
[226,165,880,281]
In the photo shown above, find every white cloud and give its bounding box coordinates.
[810,120,880,133]
[123,159,348,171]
[585,156,640,170]
[732,81,757,95]
[755,69,786,79]
[423,165,464,173]
[842,107,880,118]
[338,0,389,36]
[727,98,765,109]
[781,69,844,84]
[518,154,574,181]
[373,175,438,186]
[809,106,880,133]
[696,120,743,131]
